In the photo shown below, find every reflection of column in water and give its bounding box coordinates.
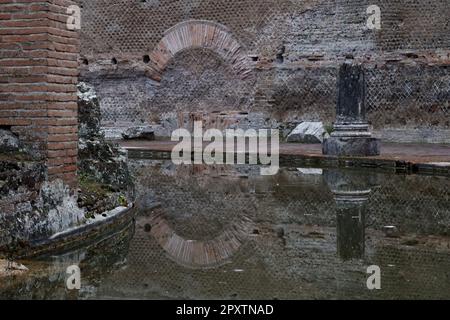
[324,169,379,261]
[336,198,367,261]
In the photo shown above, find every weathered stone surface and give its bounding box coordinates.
[78,139,132,192]
[38,180,86,234]
[0,175,86,255]
[0,130,20,153]
[77,82,134,214]
[0,160,43,197]
[122,126,156,141]
[0,149,86,253]
[323,137,380,157]
[287,122,327,144]
[77,82,102,139]
[78,82,133,191]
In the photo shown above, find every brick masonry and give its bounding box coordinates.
[148,20,252,82]
[75,0,450,143]
[0,0,80,187]
[77,0,450,142]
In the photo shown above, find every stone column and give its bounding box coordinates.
[323,62,380,156]
[324,169,379,261]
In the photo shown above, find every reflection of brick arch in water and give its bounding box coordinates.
[147,20,252,82]
[149,211,254,269]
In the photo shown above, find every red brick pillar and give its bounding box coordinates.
[0,0,79,188]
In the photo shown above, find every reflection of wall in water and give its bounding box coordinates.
[115,160,450,299]
[131,160,450,236]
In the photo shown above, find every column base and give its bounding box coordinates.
[323,137,380,156]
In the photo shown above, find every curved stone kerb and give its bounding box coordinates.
[148,20,252,81]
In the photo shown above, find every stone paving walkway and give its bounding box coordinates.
[119,140,450,175]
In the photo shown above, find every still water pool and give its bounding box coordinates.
[1,160,449,299]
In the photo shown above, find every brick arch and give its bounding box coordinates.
[147,20,252,81]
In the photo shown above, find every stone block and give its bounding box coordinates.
[122,126,156,141]
[323,137,380,157]
[287,122,327,144]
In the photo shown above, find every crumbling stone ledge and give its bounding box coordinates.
[14,205,134,259]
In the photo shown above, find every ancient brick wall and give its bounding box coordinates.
[75,0,450,142]
[0,0,79,185]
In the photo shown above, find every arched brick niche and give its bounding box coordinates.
[147,20,252,81]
